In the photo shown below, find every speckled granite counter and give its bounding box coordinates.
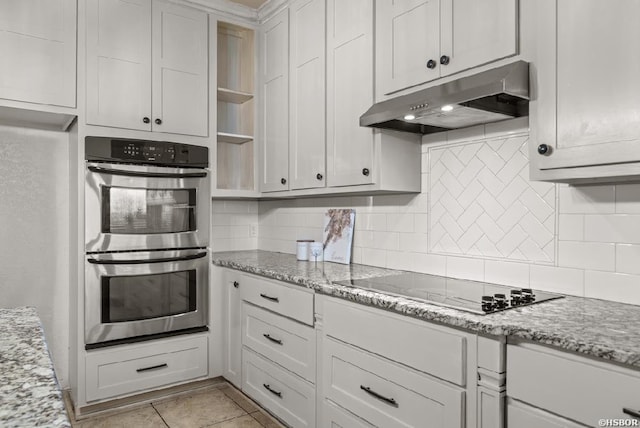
[213,250,640,369]
[0,307,70,427]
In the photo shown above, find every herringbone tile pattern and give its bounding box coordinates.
[429,135,556,263]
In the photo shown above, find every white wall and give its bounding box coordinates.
[0,124,70,386]
[252,119,640,306]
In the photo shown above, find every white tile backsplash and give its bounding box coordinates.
[210,121,640,304]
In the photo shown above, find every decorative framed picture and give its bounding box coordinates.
[322,209,355,264]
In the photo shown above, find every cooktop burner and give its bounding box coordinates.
[336,273,563,315]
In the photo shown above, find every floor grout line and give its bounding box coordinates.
[150,402,171,428]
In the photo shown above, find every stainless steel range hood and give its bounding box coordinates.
[360,61,529,135]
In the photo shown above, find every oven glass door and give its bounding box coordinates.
[85,163,210,252]
[85,249,208,345]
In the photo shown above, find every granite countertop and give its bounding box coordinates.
[213,250,640,369]
[0,307,70,427]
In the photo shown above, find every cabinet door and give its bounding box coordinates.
[0,0,76,107]
[289,0,326,190]
[326,0,375,188]
[222,270,242,388]
[86,0,152,131]
[152,1,208,136]
[375,0,440,96]
[531,0,640,177]
[259,8,290,193]
[440,0,517,76]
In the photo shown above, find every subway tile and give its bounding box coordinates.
[446,125,485,143]
[558,241,615,271]
[421,152,429,173]
[399,233,429,253]
[615,244,640,275]
[356,213,387,231]
[484,116,529,138]
[558,185,615,214]
[414,214,429,234]
[446,256,485,281]
[212,213,232,226]
[584,270,640,305]
[413,253,447,275]
[372,231,400,250]
[386,251,419,271]
[529,265,584,296]
[422,132,446,148]
[387,213,415,233]
[361,248,386,268]
[584,214,640,243]
[484,260,530,287]
[615,183,640,213]
[558,214,584,241]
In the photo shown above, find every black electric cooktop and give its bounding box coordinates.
[336,273,564,315]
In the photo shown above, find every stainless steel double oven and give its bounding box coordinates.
[84,137,210,348]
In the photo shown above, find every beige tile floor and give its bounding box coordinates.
[67,383,286,428]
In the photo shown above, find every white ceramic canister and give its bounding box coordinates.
[296,240,313,260]
[308,241,324,262]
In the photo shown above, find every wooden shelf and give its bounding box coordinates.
[217,132,253,144]
[218,87,253,104]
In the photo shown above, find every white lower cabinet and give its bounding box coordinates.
[85,334,208,402]
[507,341,640,427]
[242,302,316,383]
[320,296,477,428]
[507,398,587,428]
[324,399,374,428]
[243,348,316,428]
[323,337,464,428]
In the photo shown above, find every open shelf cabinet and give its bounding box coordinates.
[215,20,257,194]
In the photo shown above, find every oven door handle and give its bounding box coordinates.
[88,165,207,179]
[87,252,207,265]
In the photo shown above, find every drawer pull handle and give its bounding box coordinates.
[623,408,640,419]
[260,293,279,303]
[263,383,282,398]
[360,385,398,408]
[136,363,168,373]
[263,333,283,345]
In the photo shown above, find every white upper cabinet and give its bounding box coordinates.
[376,0,518,96]
[259,8,290,193]
[326,0,375,187]
[289,0,326,190]
[530,0,640,183]
[0,0,76,107]
[86,0,207,136]
[152,2,208,136]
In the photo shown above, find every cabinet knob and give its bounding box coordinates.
[362,168,370,176]
[233,281,239,288]
[426,59,437,69]
[316,173,323,180]
[155,118,162,125]
[440,55,450,65]
[143,117,150,124]
[537,144,551,155]
[280,178,287,185]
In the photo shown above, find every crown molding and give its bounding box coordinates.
[257,0,288,23]
[174,0,258,22]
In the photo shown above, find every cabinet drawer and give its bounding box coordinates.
[507,343,640,426]
[324,399,374,428]
[324,297,466,385]
[242,302,316,383]
[242,348,316,428]
[85,335,208,402]
[323,337,464,428]
[239,273,314,325]
[507,398,586,428]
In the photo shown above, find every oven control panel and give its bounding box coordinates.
[85,137,208,168]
